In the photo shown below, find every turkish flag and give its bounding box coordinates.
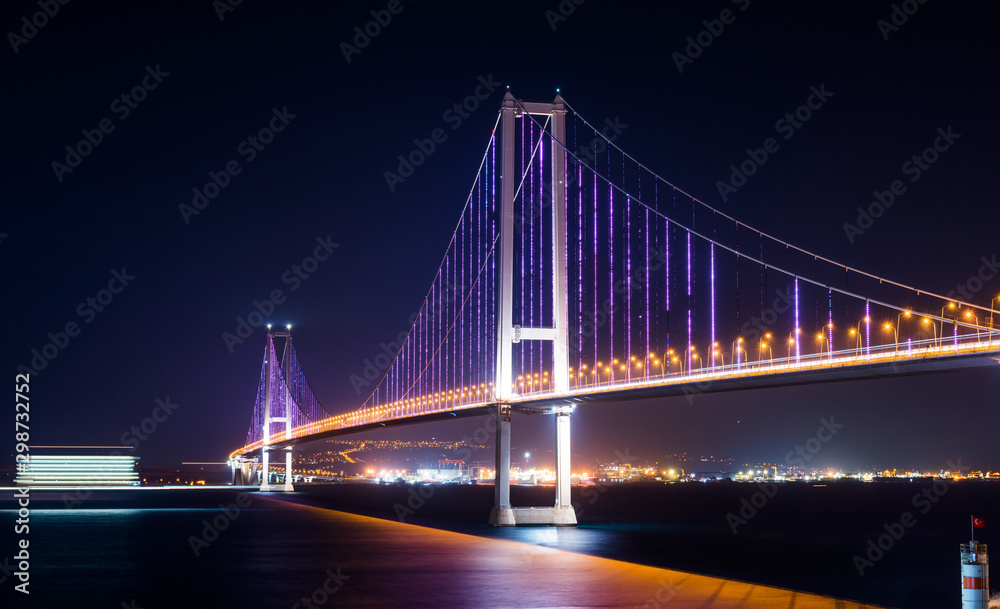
[973,516,986,528]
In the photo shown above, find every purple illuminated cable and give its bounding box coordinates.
[866,300,871,357]
[527,122,555,380]
[828,288,833,361]
[491,134,496,390]
[459,217,464,394]
[541,131,547,383]
[645,207,650,370]
[430,283,435,401]
[578,142,583,375]
[478,142,485,387]
[795,277,800,362]
[735,224,740,339]
[521,125,526,376]
[625,155,631,378]
[438,270,443,400]
[453,237,457,392]
[686,230,692,372]
[527,121,534,380]
[665,213,669,330]
[450,247,455,399]
[691,206,696,361]
[433,280,438,400]
[760,235,765,331]
[654,181,661,352]
[710,243,716,367]
[593,162,598,373]
[627,194,632,378]
[609,182,615,372]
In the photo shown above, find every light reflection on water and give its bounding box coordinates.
[3,498,682,609]
[0,486,973,609]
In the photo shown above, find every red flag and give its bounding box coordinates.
[973,516,986,528]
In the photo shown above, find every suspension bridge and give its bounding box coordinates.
[228,91,1000,524]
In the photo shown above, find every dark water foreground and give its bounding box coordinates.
[280,480,1000,608]
[0,481,996,608]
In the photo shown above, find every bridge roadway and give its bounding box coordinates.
[231,338,1000,459]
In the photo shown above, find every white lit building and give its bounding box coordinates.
[15,454,140,487]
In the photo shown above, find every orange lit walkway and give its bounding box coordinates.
[258,495,886,609]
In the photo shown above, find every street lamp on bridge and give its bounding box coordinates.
[818,323,834,359]
[850,317,869,356]
[684,346,696,375]
[964,310,980,341]
[941,302,956,347]
[921,317,938,344]
[895,310,912,350]
[713,345,724,367]
[883,321,897,352]
[759,341,772,364]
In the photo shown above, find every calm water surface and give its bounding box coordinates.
[1,482,997,608]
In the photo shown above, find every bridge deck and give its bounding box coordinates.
[233,340,1000,458]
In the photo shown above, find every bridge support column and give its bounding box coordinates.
[552,410,577,525]
[282,448,295,492]
[260,447,274,492]
[489,405,515,526]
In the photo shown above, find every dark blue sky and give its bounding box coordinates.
[5,0,1000,471]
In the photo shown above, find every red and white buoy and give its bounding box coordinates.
[961,540,989,609]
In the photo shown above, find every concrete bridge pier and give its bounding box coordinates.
[489,406,515,526]
[282,447,295,492]
[554,410,573,513]
[260,447,274,491]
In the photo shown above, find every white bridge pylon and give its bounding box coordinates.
[490,91,576,526]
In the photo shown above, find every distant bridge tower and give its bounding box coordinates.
[491,91,576,526]
[260,326,295,492]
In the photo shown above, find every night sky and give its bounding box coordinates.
[5,1,1000,472]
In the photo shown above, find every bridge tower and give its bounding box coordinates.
[490,91,576,526]
[260,326,295,492]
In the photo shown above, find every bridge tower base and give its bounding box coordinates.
[488,405,515,525]
[259,447,274,492]
[489,405,577,527]
[281,448,295,492]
